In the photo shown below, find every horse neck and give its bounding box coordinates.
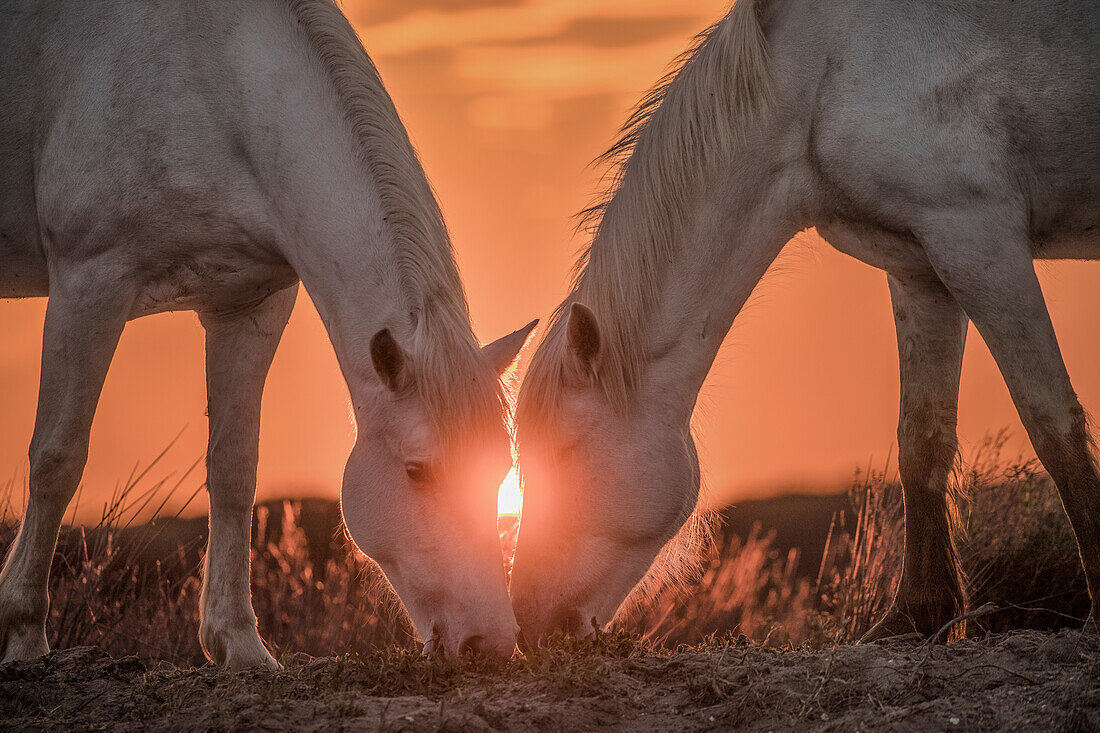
[237,3,462,406]
[273,122,407,405]
[558,0,795,419]
[584,153,800,420]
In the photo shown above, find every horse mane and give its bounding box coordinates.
[285,0,504,448]
[518,0,771,433]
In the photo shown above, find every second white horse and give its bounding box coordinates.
[512,0,1100,645]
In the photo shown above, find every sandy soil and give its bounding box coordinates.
[2,630,1097,731]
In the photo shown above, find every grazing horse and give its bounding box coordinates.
[0,0,534,667]
[511,0,1099,646]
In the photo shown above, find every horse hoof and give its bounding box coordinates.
[859,610,923,644]
[217,634,280,671]
[224,647,279,672]
[201,624,280,671]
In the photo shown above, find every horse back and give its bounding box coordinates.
[792,0,1100,252]
[0,0,297,309]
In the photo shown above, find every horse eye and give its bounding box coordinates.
[405,461,433,485]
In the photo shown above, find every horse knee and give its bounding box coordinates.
[28,444,86,506]
[1028,404,1097,484]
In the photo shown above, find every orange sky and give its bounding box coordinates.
[2,0,1098,522]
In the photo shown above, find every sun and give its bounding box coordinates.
[497,467,523,516]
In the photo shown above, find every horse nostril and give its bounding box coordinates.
[458,634,486,656]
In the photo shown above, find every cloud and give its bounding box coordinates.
[491,15,703,49]
[355,0,729,133]
[454,37,694,101]
[341,0,525,28]
[357,0,722,57]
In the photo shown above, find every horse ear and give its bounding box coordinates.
[566,302,601,376]
[370,328,409,392]
[482,319,538,376]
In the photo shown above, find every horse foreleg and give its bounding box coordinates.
[198,284,297,670]
[0,272,131,662]
[862,273,968,642]
[923,210,1100,633]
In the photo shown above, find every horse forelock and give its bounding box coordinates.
[285,0,506,451]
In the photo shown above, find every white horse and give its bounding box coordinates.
[512,0,1099,646]
[0,0,535,667]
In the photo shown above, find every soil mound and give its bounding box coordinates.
[2,630,1096,731]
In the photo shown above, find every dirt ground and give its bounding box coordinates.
[1,630,1097,732]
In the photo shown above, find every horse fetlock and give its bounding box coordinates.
[0,576,50,660]
[1,621,49,664]
[0,591,50,664]
[0,578,48,621]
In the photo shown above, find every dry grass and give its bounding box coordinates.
[627,435,1090,648]
[0,434,1091,664]
[0,457,414,666]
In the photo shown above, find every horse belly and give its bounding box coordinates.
[0,133,48,297]
[0,161,49,297]
[128,248,298,319]
[0,240,49,298]
[1034,232,1100,262]
[817,219,932,276]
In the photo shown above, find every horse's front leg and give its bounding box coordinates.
[0,269,131,662]
[862,273,969,642]
[198,284,297,670]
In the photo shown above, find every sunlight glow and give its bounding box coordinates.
[497,467,523,516]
